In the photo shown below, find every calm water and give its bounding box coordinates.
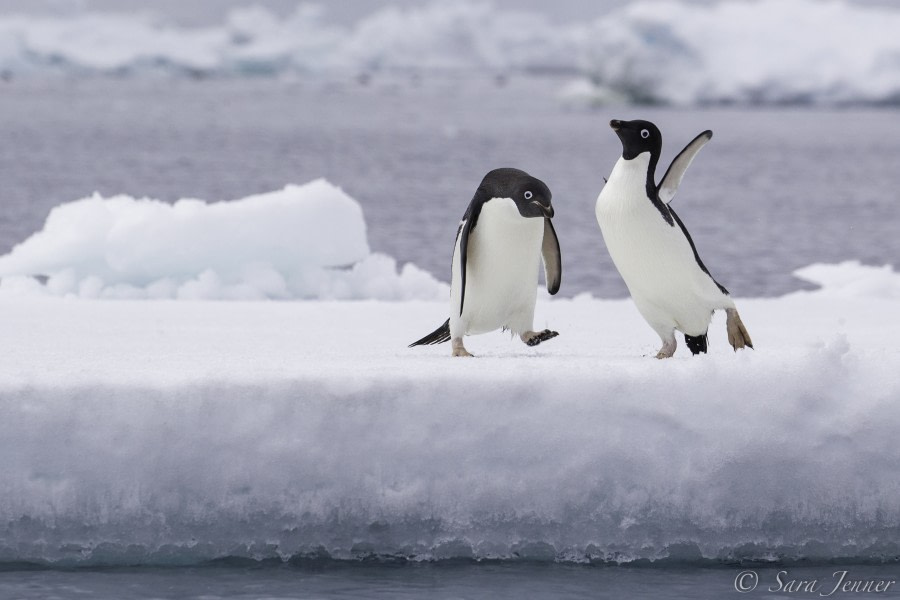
[2,564,899,600]
[1,77,898,297]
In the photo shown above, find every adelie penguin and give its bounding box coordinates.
[595,119,753,358]
[410,168,562,357]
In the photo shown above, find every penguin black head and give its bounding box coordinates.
[478,167,554,219]
[610,119,662,161]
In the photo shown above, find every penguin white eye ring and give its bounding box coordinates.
[640,129,650,139]
[524,191,533,199]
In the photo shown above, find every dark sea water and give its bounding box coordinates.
[3,564,900,600]
[1,76,898,298]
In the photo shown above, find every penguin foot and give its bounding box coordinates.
[521,329,559,347]
[726,308,754,351]
[452,338,475,357]
[655,338,677,359]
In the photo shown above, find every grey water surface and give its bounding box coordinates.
[2,564,899,600]
[1,76,898,297]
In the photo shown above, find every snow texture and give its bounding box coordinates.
[0,180,446,301]
[1,0,898,106]
[1,261,899,566]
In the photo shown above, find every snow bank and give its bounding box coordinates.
[794,261,900,300]
[0,180,446,301]
[1,0,899,106]
[1,263,899,567]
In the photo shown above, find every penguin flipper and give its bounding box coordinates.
[458,218,472,317]
[409,318,451,347]
[457,190,487,317]
[541,219,562,295]
[658,130,713,205]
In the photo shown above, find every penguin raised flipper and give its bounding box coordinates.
[409,168,561,357]
[658,131,713,205]
[595,119,753,358]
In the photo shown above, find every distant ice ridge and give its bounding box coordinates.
[1,0,899,105]
[579,0,900,106]
[0,180,447,301]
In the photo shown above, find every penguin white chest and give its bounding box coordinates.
[595,154,727,334]
[595,154,680,283]
[451,198,543,336]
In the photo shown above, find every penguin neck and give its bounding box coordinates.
[624,150,658,200]
[609,151,673,226]
[609,152,655,194]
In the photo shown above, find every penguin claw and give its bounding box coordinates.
[726,308,754,352]
[654,338,677,359]
[451,337,474,357]
[524,329,559,347]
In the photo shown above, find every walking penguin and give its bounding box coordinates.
[595,119,752,358]
[410,168,562,357]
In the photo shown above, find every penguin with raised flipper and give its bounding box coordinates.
[410,168,562,357]
[595,119,752,358]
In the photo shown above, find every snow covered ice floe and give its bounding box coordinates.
[1,194,900,567]
[0,180,446,301]
[794,262,900,300]
[1,0,899,106]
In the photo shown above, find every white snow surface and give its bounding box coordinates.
[795,262,900,300]
[1,0,899,105]
[1,261,899,566]
[0,180,446,301]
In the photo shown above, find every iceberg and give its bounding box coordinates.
[1,1,898,106]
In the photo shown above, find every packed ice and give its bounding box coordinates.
[1,181,899,566]
[0,180,446,301]
[0,0,898,105]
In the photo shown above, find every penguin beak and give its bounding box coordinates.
[610,119,622,131]
[532,201,554,218]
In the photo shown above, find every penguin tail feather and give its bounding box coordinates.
[684,332,709,355]
[409,318,451,347]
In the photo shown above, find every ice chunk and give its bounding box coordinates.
[793,261,900,299]
[0,180,448,301]
[0,289,898,566]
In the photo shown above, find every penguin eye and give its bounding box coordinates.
[524,191,533,200]
[640,129,650,139]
